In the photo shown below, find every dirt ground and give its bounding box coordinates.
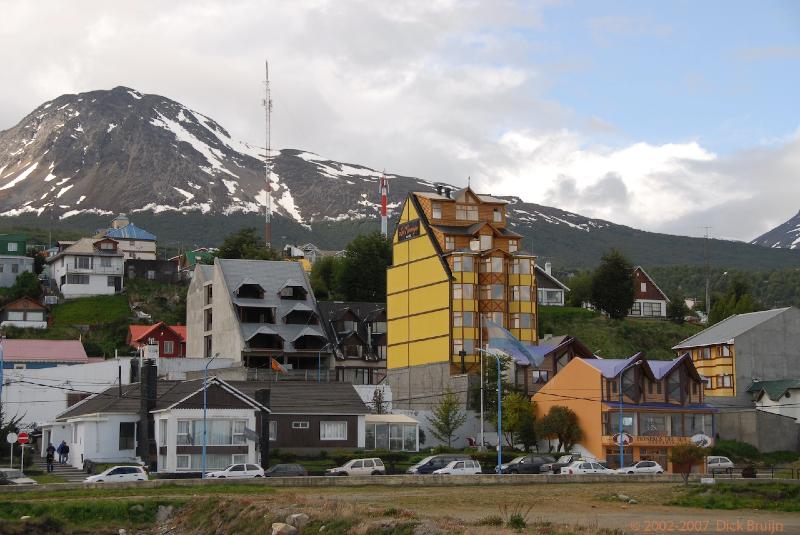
[290,482,800,534]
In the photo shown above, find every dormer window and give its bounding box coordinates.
[493,208,502,223]
[480,235,492,250]
[456,204,478,221]
[99,241,116,251]
[432,203,442,219]
[237,284,264,299]
[278,279,308,300]
[445,236,455,250]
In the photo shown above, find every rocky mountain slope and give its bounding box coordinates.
[1,87,799,270]
[751,211,800,250]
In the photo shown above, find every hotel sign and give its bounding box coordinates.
[397,219,421,241]
[603,435,694,447]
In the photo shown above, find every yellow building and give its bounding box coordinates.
[533,354,714,472]
[387,186,537,377]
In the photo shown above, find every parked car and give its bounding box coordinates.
[406,454,471,475]
[561,461,614,475]
[496,454,556,474]
[264,464,308,477]
[0,468,37,485]
[325,458,385,476]
[540,454,586,474]
[433,459,482,475]
[616,460,664,474]
[706,456,734,474]
[206,463,265,479]
[84,465,148,483]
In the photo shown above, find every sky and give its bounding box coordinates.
[1,0,799,241]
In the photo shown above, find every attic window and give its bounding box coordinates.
[493,208,502,222]
[641,282,647,292]
[100,242,115,250]
[432,203,442,219]
[279,286,307,300]
[237,284,264,299]
[456,204,478,221]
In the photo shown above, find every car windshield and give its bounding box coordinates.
[557,455,572,464]
[0,469,22,478]
[412,456,436,468]
[508,456,525,465]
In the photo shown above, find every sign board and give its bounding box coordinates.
[612,432,632,446]
[397,219,421,241]
[604,434,694,447]
[5,432,17,444]
[691,433,712,448]
[17,432,29,445]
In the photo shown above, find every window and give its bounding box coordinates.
[452,256,473,272]
[479,235,493,250]
[702,347,711,359]
[668,372,682,402]
[292,421,310,429]
[480,284,503,300]
[469,238,480,251]
[453,338,476,356]
[27,311,43,321]
[320,421,347,440]
[177,420,192,445]
[67,274,89,284]
[642,302,661,317]
[452,284,473,300]
[146,270,156,280]
[176,455,190,470]
[232,455,248,465]
[100,241,115,250]
[630,302,641,315]
[444,236,455,250]
[100,257,112,267]
[76,256,91,269]
[107,276,116,287]
[670,414,684,436]
[480,257,503,273]
[508,240,518,253]
[453,311,475,327]
[7,242,18,252]
[269,420,277,441]
[532,370,549,384]
[159,419,167,447]
[481,312,503,326]
[722,375,732,388]
[704,377,712,389]
[456,204,478,221]
[205,309,213,331]
[721,345,731,357]
[604,411,636,435]
[205,284,213,305]
[7,311,23,321]
[119,422,136,450]
[640,413,668,436]
[11,264,18,274]
[511,313,532,329]
[233,420,246,444]
[493,208,502,222]
[641,282,647,292]
[204,335,212,358]
[512,286,531,301]
[511,258,530,274]
[432,203,442,219]
[163,341,174,355]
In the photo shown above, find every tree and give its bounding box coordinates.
[590,250,635,319]
[708,275,761,325]
[427,389,467,448]
[566,271,592,307]
[9,271,42,301]
[667,294,689,324]
[310,256,341,300]
[27,249,45,275]
[472,354,517,421]
[216,228,281,260]
[670,444,706,485]
[537,405,583,452]
[334,232,391,301]
[499,394,537,451]
[371,388,388,415]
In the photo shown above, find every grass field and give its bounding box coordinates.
[49,294,131,325]
[668,482,800,512]
[538,306,703,360]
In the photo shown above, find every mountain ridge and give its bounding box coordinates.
[751,211,800,250]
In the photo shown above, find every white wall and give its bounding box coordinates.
[2,358,134,428]
[756,391,800,422]
[118,240,157,261]
[50,253,124,298]
[64,414,140,469]
[353,384,393,411]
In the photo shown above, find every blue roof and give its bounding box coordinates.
[105,223,156,241]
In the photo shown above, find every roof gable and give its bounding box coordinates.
[634,266,670,302]
[534,265,570,291]
[673,307,793,349]
[1,297,46,312]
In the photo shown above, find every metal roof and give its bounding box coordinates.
[1,339,88,363]
[747,379,800,402]
[105,223,157,241]
[534,265,571,291]
[672,308,792,349]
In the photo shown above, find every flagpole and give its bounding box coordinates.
[496,353,502,474]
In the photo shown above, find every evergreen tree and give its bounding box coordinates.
[9,271,42,301]
[590,250,635,319]
[667,294,689,324]
[310,256,341,300]
[334,232,391,301]
[708,275,761,324]
[216,228,281,260]
[537,405,583,452]
[566,271,592,307]
[27,248,45,275]
[427,389,467,447]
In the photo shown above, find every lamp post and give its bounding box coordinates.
[201,352,220,479]
[618,359,642,470]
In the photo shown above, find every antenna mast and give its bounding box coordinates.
[379,171,389,237]
[264,60,273,248]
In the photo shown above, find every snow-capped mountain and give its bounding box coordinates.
[751,211,800,250]
[0,86,613,231]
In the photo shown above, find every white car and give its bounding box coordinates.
[561,460,614,475]
[616,460,664,474]
[84,465,148,483]
[207,463,265,479]
[432,459,482,475]
[325,458,385,476]
[706,456,734,474]
[0,468,37,485]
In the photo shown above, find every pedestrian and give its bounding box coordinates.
[56,441,64,464]
[63,442,70,464]
[46,443,55,473]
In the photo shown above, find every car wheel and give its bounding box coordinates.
[96,479,104,482]
[255,475,262,477]
[656,471,663,474]
[371,471,381,475]
[340,472,348,476]
[218,475,226,479]
[627,471,634,474]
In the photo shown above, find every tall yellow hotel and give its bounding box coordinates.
[386,185,538,409]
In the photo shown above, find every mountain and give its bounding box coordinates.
[751,211,800,250]
[1,87,799,270]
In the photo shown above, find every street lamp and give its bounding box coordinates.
[617,359,642,470]
[201,352,220,479]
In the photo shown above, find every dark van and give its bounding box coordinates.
[407,454,472,475]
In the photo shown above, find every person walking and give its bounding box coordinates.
[56,441,65,464]
[46,443,56,473]
[62,442,70,465]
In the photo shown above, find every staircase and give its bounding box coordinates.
[30,457,87,483]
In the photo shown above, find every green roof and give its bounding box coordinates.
[747,379,800,401]
[0,234,27,242]
[186,250,215,266]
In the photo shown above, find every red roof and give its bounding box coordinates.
[128,322,187,347]
[1,339,88,362]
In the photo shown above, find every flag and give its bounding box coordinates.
[484,320,543,367]
[271,357,287,373]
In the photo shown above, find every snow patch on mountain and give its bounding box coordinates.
[0,162,39,190]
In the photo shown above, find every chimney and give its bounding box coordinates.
[545,262,552,275]
[435,184,444,196]
[443,186,452,199]
[137,359,158,470]
[254,388,271,470]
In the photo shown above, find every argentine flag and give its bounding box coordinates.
[484,320,543,367]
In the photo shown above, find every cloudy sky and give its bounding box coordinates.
[1,0,799,241]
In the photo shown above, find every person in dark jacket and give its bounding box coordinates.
[45,443,55,473]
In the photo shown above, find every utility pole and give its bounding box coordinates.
[703,227,712,316]
[263,60,273,249]
[379,172,389,237]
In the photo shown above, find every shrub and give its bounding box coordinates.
[507,513,526,531]
[711,440,761,463]
[475,515,503,527]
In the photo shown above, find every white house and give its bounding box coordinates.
[748,379,800,422]
[46,237,124,298]
[97,214,157,261]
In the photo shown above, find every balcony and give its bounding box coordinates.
[66,264,123,275]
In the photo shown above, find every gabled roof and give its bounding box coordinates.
[128,322,187,346]
[0,339,87,363]
[283,302,315,316]
[279,278,306,290]
[580,353,702,382]
[672,307,793,349]
[104,223,156,241]
[534,265,570,291]
[747,379,800,402]
[317,301,386,360]
[292,326,327,341]
[1,297,46,312]
[634,266,670,302]
[233,277,263,291]
[47,237,123,263]
[244,325,281,340]
[228,381,369,415]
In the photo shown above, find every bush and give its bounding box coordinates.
[711,440,762,463]
[475,515,503,527]
[507,514,526,531]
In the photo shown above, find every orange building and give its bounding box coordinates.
[533,354,715,472]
